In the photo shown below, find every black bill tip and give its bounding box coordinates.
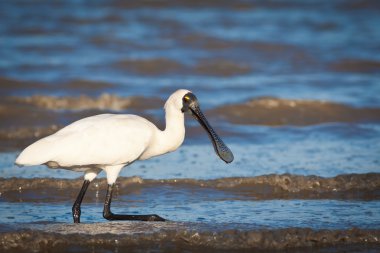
[219,147,234,163]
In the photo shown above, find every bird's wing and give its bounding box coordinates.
[16,114,156,167]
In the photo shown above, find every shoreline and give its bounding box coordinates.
[1,222,379,252]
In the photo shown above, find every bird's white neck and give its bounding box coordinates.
[162,104,186,151]
[139,104,185,160]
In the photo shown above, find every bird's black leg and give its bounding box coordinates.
[72,180,90,223]
[103,184,165,222]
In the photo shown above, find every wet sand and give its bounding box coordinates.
[1,222,379,252]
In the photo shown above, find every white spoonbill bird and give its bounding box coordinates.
[15,89,233,223]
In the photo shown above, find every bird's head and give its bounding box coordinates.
[167,89,234,164]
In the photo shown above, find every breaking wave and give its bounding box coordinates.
[209,98,380,126]
[1,174,379,201]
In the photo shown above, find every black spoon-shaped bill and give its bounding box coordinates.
[190,105,234,163]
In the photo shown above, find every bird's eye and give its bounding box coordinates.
[183,95,190,101]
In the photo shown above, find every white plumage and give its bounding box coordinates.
[15,89,233,223]
[16,89,188,184]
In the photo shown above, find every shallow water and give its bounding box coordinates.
[0,0,380,252]
[1,199,380,229]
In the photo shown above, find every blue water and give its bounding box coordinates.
[1,200,380,229]
[1,0,380,107]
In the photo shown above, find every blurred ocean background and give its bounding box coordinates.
[0,1,379,251]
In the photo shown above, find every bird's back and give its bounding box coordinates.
[15,114,156,167]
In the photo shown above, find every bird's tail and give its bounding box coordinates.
[15,138,56,166]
